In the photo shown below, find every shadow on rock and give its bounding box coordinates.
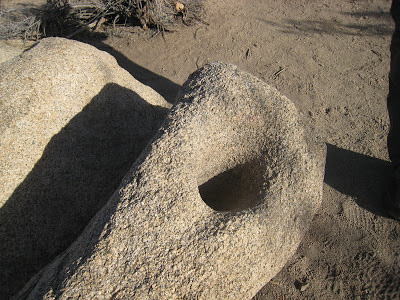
[324,144,391,217]
[0,83,169,299]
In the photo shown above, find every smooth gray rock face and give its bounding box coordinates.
[16,62,326,299]
[0,37,171,299]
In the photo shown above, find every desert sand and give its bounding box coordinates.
[1,0,399,298]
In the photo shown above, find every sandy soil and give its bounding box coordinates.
[2,0,400,298]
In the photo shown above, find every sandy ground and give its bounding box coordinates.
[2,0,400,298]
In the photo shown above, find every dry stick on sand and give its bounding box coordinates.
[271,67,287,79]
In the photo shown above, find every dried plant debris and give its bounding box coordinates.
[0,0,204,40]
[0,7,42,40]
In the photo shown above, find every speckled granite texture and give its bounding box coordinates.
[15,62,326,299]
[0,37,170,299]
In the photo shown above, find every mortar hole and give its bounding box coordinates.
[198,161,264,212]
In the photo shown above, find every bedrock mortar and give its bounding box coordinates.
[16,62,326,299]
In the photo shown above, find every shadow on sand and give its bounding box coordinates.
[324,144,391,218]
[258,9,392,36]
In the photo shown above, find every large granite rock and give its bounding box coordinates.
[0,37,171,299]
[0,40,26,64]
[16,62,326,299]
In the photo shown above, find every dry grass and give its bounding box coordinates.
[0,0,204,40]
[0,7,42,39]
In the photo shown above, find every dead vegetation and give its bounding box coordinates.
[0,0,204,40]
[0,7,42,40]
